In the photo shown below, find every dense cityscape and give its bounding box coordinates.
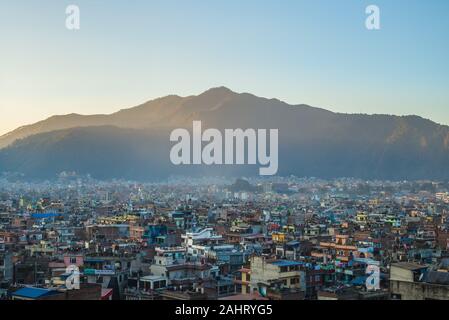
[1,172,449,300]
[0,0,447,314]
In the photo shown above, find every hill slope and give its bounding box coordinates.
[1,87,449,180]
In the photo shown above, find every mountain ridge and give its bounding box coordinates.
[1,87,449,180]
[2,87,444,149]
[0,87,344,148]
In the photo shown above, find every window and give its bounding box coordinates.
[290,277,299,285]
[70,257,77,264]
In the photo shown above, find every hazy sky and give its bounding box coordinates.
[1,0,448,135]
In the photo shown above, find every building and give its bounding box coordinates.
[11,284,103,300]
[241,256,304,299]
[390,262,449,300]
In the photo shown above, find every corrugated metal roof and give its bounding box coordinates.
[423,271,449,285]
[391,262,428,271]
[270,260,302,267]
[12,287,59,299]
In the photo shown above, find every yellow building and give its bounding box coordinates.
[272,232,286,243]
[356,212,368,223]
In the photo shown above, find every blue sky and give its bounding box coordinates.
[1,0,448,135]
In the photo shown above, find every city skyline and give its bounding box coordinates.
[3,0,449,306]
[1,0,449,136]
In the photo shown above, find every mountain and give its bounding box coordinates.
[0,87,239,149]
[1,87,449,180]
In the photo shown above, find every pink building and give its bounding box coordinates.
[64,254,84,267]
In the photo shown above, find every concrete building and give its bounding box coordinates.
[243,256,304,299]
[0,252,13,283]
[390,262,449,300]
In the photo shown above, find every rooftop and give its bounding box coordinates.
[12,287,60,299]
[391,262,428,271]
[270,260,302,267]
